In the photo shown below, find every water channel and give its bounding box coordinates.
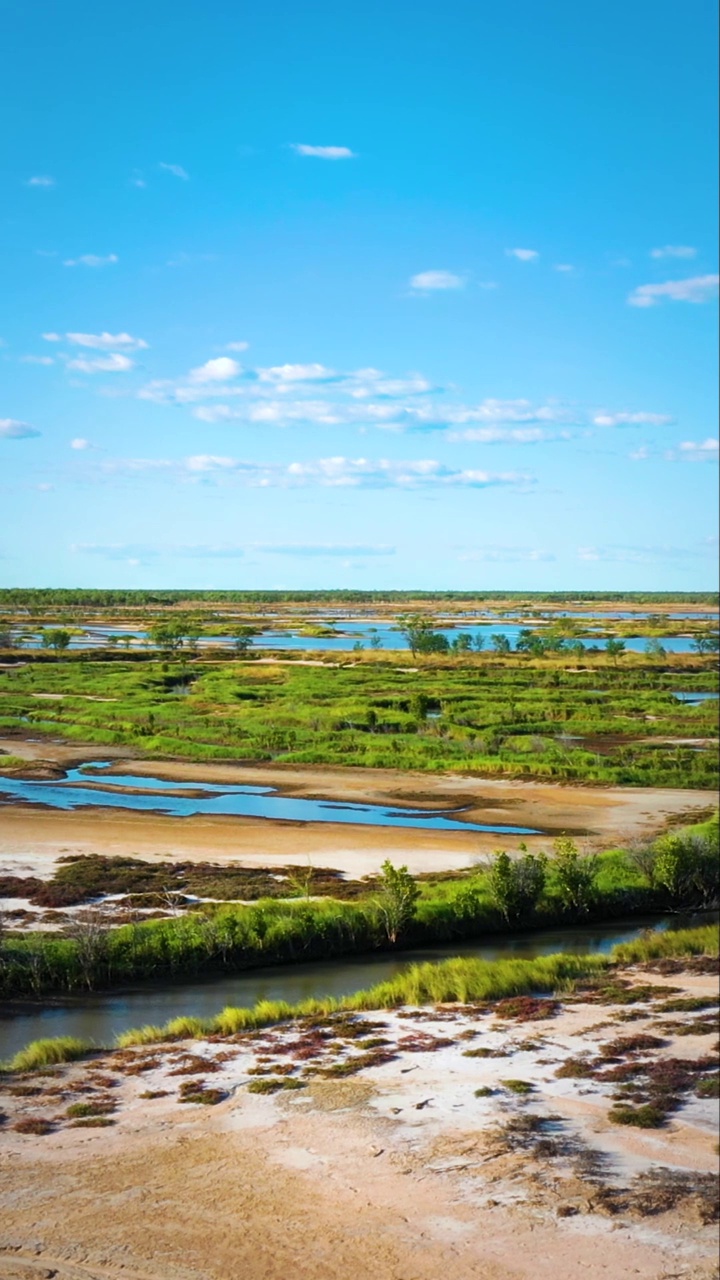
[0,915,684,1058]
[0,762,540,835]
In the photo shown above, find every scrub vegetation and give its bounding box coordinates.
[0,818,716,998]
[0,648,717,786]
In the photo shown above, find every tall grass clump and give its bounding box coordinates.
[611,923,719,965]
[7,1035,93,1072]
[117,951,609,1046]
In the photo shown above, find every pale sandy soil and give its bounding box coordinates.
[0,738,715,881]
[0,968,717,1280]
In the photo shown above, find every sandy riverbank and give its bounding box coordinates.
[0,738,715,880]
[1,965,717,1280]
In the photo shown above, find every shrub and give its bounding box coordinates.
[66,1100,116,1118]
[501,1079,535,1094]
[608,1103,666,1128]
[13,1117,54,1135]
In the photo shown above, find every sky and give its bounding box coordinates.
[1,0,718,592]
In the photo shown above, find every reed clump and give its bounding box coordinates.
[8,1036,93,1072]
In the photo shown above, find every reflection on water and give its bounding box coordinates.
[0,916,686,1058]
[0,762,540,835]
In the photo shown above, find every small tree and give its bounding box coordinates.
[691,635,720,654]
[40,628,71,652]
[488,849,547,924]
[644,638,667,659]
[375,860,420,944]
[605,638,626,664]
[651,829,719,908]
[552,837,597,916]
[490,633,512,654]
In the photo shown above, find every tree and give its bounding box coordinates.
[368,627,383,650]
[488,850,547,924]
[605,638,626,664]
[451,632,473,654]
[490,633,512,654]
[375,860,420,944]
[40,628,71,652]
[64,908,111,989]
[149,621,186,653]
[397,614,450,656]
[233,627,255,654]
[552,837,597,916]
[691,635,720,654]
[651,828,719,908]
[644,638,667,658]
[472,634,485,653]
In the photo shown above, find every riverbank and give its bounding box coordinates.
[1,739,715,879]
[1,948,717,1280]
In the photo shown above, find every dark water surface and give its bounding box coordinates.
[0,916,680,1058]
[0,762,540,835]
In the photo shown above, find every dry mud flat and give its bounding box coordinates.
[1,967,718,1280]
[0,740,716,879]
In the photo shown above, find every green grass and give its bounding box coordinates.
[7,1036,93,1072]
[611,924,720,964]
[0,645,716,787]
[6,925,717,1069]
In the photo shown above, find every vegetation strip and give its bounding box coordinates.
[5,924,717,1069]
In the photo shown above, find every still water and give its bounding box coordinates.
[0,762,540,836]
[0,916,679,1058]
[14,621,713,653]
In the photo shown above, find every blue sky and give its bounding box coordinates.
[1,0,718,591]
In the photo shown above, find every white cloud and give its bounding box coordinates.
[554,263,574,272]
[73,542,245,560]
[409,270,464,292]
[67,353,134,373]
[19,355,54,365]
[677,438,719,462]
[650,245,697,259]
[27,175,55,187]
[254,543,395,557]
[592,411,673,427]
[42,332,61,342]
[225,340,249,352]
[458,547,555,563]
[628,274,719,308]
[291,144,355,159]
[188,357,242,384]
[0,418,41,439]
[130,171,146,188]
[101,452,532,490]
[578,543,708,563]
[447,426,570,444]
[506,248,539,261]
[159,162,189,180]
[64,332,148,351]
[63,254,119,268]
[70,437,91,450]
[257,362,335,383]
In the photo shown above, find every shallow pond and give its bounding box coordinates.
[0,762,540,835]
[0,915,687,1058]
[14,620,712,653]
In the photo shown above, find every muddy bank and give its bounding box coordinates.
[0,738,715,881]
[0,966,717,1280]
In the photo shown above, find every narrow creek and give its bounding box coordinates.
[0,915,685,1058]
